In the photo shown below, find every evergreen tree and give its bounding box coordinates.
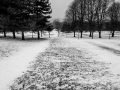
[9,0,33,40]
[0,0,10,37]
[0,0,52,40]
[33,0,52,39]
[46,23,53,38]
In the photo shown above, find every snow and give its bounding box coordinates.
[61,32,120,76]
[27,37,120,89]
[46,37,120,87]
[1,31,120,89]
[65,38,120,74]
[0,38,50,90]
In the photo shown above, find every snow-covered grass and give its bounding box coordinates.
[0,34,50,90]
[62,31,120,39]
[10,37,120,90]
[1,31,120,90]
[0,32,52,60]
[0,38,48,60]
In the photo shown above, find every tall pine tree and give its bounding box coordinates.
[33,0,52,39]
[0,0,52,40]
[9,0,33,39]
[0,0,10,37]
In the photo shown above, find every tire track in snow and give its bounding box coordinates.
[87,42,120,56]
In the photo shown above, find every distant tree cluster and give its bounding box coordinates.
[62,0,120,38]
[0,0,52,40]
[52,19,63,37]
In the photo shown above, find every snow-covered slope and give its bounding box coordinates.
[0,38,50,90]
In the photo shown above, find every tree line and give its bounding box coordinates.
[61,0,120,39]
[0,0,53,40]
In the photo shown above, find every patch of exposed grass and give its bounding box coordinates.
[10,38,120,90]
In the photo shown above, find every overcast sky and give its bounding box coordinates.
[49,0,73,20]
[49,0,120,21]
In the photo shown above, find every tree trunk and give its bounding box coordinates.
[78,31,79,39]
[58,30,59,37]
[32,31,33,38]
[38,31,40,39]
[49,32,50,38]
[92,32,94,39]
[22,31,25,40]
[99,31,101,38]
[74,30,76,37]
[3,29,6,37]
[13,31,16,38]
[81,31,83,38]
[109,32,111,39]
[89,31,92,37]
[111,31,115,37]
[41,30,42,37]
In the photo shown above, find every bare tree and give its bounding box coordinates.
[107,1,120,37]
[85,0,98,39]
[76,0,87,38]
[65,0,78,37]
[64,0,112,39]
[52,19,62,37]
[95,0,110,38]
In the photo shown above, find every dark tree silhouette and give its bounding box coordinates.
[65,1,78,37]
[33,0,52,39]
[107,1,120,37]
[0,0,52,40]
[85,0,98,39]
[76,0,87,38]
[52,19,62,37]
[95,0,110,38]
[0,0,10,37]
[46,24,53,38]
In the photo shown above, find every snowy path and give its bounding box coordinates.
[86,39,120,75]
[9,37,120,89]
[65,38,120,75]
[0,40,50,90]
[1,36,120,90]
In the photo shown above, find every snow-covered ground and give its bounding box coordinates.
[1,31,120,90]
[65,38,120,74]
[0,35,50,90]
[11,33,120,90]
[62,32,120,75]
